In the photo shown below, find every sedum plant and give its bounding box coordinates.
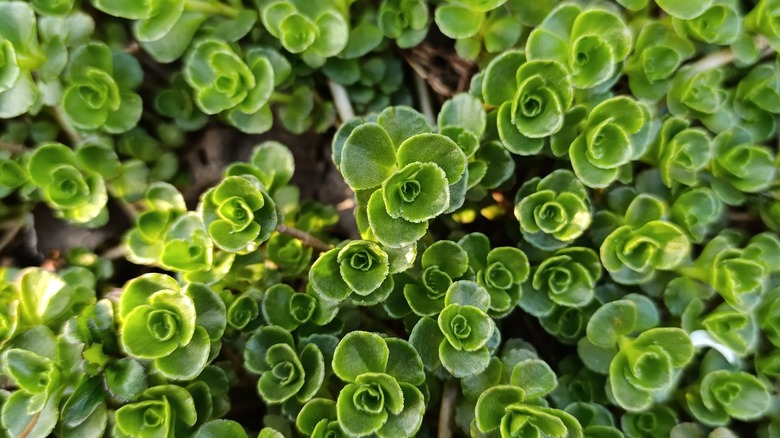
[3,0,780,437]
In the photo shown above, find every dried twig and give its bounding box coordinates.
[328,80,356,123]
[276,224,332,253]
[438,379,459,438]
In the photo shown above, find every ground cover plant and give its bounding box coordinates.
[2,0,780,436]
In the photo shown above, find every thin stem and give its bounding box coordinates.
[102,244,126,260]
[0,140,25,154]
[690,37,771,73]
[49,106,81,144]
[328,80,355,123]
[276,224,333,253]
[18,411,40,438]
[0,217,24,254]
[414,72,435,125]
[184,0,240,18]
[438,379,459,438]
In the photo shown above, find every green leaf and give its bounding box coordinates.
[656,0,712,19]
[510,359,557,399]
[396,133,467,184]
[333,331,389,382]
[340,123,397,190]
[195,420,249,438]
[586,300,637,348]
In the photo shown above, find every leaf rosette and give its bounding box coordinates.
[118,273,226,380]
[520,247,601,317]
[184,39,276,133]
[746,0,780,49]
[668,66,734,134]
[494,59,574,155]
[670,187,725,244]
[410,281,496,377]
[685,370,770,426]
[515,170,591,250]
[601,194,690,285]
[0,2,44,119]
[675,0,741,45]
[569,96,652,188]
[310,240,394,305]
[475,385,583,437]
[259,0,348,66]
[27,143,108,226]
[199,175,278,253]
[650,116,712,188]
[526,3,631,89]
[114,385,198,437]
[62,42,143,133]
[244,325,324,405]
[734,61,780,141]
[378,0,429,48]
[625,20,695,101]
[710,128,777,205]
[331,331,425,437]
[404,240,470,316]
[334,107,467,247]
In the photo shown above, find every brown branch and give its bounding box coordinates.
[48,106,81,144]
[0,218,24,254]
[275,224,332,253]
[0,140,25,154]
[690,37,772,73]
[438,379,459,438]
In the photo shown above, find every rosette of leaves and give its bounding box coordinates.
[118,273,226,380]
[403,240,470,316]
[113,384,199,437]
[600,194,690,285]
[0,2,44,118]
[625,20,695,101]
[709,128,777,205]
[378,0,429,48]
[62,42,143,133]
[258,0,348,67]
[485,56,574,155]
[410,281,496,377]
[585,299,694,411]
[698,303,759,357]
[648,116,712,188]
[670,187,725,244]
[520,247,600,317]
[514,169,591,250]
[668,66,735,134]
[154,72,209,131]
[156,212,216,275]
[457,233,530,316]
[734,60,780,142]
[621,405,677,438]
[125,182,187,265]
[746,0,780,49]
[1,335,69,438]
[564,402,621,438]
[226,141,295,196]
[685,369,771,426]
[673,0,741,46]
[682,232,780,311]
[333,107,467,247]
[310,240,397,305]
[474,364,584,437]
[526,2,631,89]
[330,331,426,437]
[184,39,281,134]
[296,398,351,437]
[27,143,108,226]
[198,175,278,253]
[244,325,324,405]
[261,284,339,332]
[569,96,653,188]
[266,233,312,277]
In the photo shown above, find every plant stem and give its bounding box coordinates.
[690,37,771,73]
[328,80,355,123]
[0,140,25,154]
[18,411,40,438]
[276,224,333,252]
[0,217,24,254]
[102,244,127,260]
[184,0,240,18]
[438,379,459,438]
[414,72,436,125]
[49,106,82,144]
